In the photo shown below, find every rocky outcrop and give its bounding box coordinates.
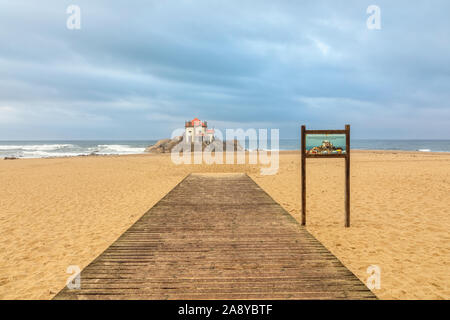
[145,137,243,154]
[145,136,183,153]
[225,139,244,152]
[206,139,243,152]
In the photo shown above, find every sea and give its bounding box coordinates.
[0,139,449,159]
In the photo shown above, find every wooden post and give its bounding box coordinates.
[301,125,306,226]
[345,124,351,227]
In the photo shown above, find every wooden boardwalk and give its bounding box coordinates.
[54,173,376,300]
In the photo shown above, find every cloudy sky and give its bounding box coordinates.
[1,0,449,139]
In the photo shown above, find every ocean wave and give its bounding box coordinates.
[96,144,146,154]
[0,144,74,151]
[417,149,431,152]
[0,143,146,158]
[21,151,88,158]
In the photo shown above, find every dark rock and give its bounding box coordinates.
[224,139,244,152]
[145,137,183,153]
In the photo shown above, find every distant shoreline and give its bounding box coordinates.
[3,148,450,161]
[1,139,450,159]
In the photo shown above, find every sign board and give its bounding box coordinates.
[306,134,346,155]
[301,125,351,227]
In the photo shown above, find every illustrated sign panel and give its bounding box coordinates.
[305,134,346,155]
[305,134,347,155]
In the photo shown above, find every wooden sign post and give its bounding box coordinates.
[301,125,351,227]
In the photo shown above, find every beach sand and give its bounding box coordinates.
[0,151,449,299]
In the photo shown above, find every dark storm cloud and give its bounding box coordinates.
[0,0,449,139]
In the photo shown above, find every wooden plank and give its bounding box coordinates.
[304,129,347,134]
[305,154,347,159]
[54,173,374,300]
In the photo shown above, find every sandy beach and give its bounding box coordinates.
[0,150,449,299]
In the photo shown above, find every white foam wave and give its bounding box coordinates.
[20,151,89,158]
[96,144,145,154]
[0,144,74,151]
[418,149,431,152]
[1,143,146,158]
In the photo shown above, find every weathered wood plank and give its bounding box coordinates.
[54,173,375,300]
